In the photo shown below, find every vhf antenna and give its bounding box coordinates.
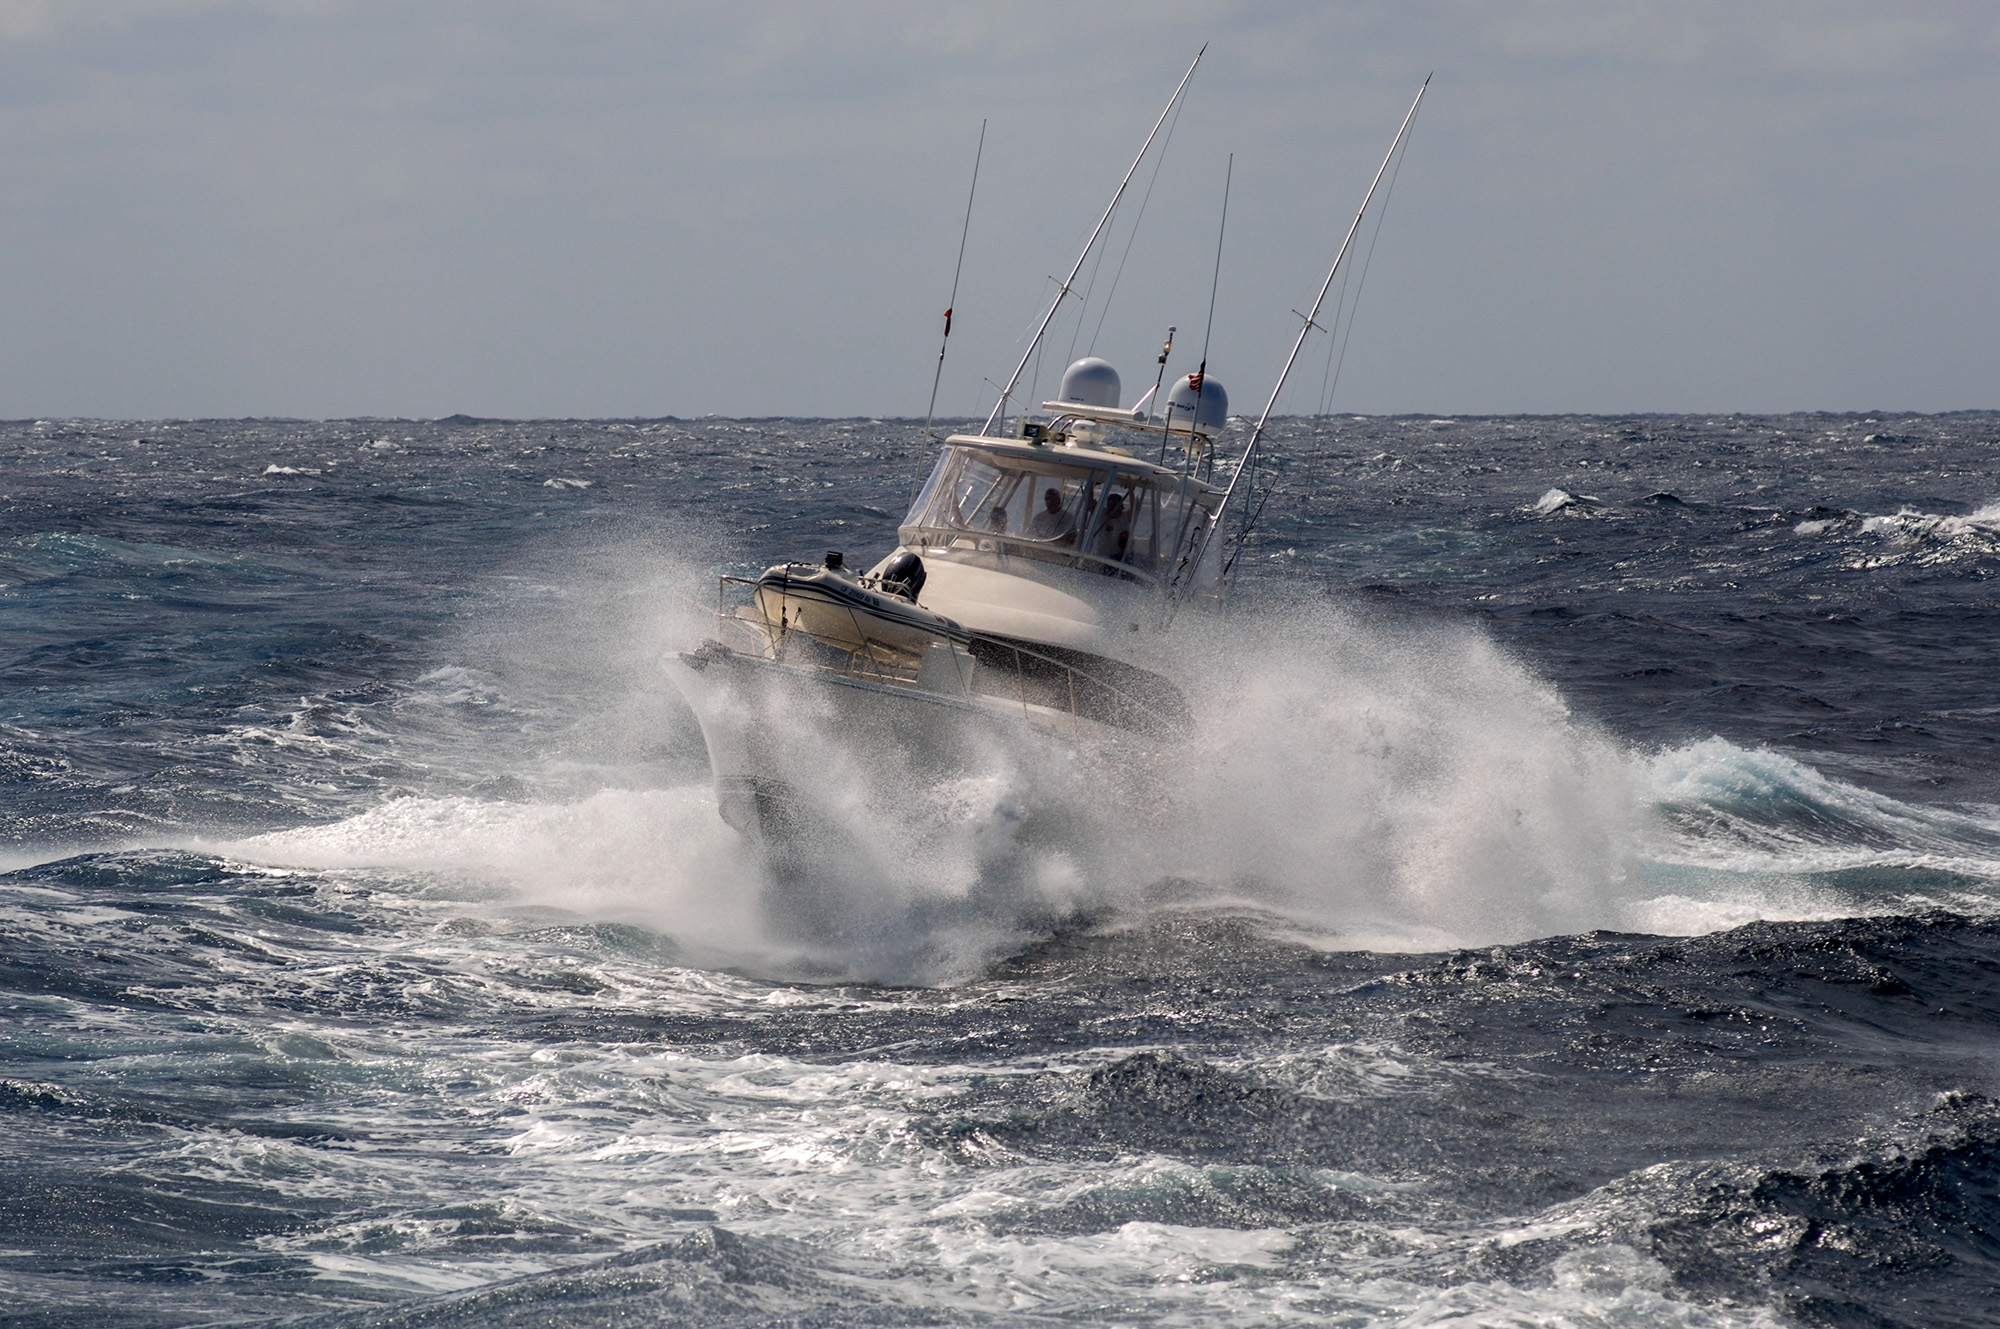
[1185,152,1231,479]
[925,119,985,439]
[1149,326,1176,462]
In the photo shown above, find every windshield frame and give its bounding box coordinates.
[899,441,1223,589]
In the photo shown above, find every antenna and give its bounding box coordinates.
[981,46,1205,437]
[1181,152,1231,477]
[1167,74,1431,620]
[925,119,985,439]
[1149,325,1176,460]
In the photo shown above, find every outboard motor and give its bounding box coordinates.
[877,550,926,601]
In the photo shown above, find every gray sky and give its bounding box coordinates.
[1,1,1995,418]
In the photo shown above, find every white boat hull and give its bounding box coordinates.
[667,640,1107,847]
[668,637,1165,949]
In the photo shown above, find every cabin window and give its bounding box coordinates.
[900,445,1218,587]
[904,449,1105,546]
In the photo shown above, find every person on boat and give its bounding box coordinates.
[1065,493,1096,548]
[1093,491,1132,563]
[984,503,1009,534]
[1027,486,1071,541]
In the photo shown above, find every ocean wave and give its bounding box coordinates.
[1530,487,1602,517]
[1642,737,2000,875]
[1790,497,2000,565]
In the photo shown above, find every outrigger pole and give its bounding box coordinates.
[1167,73,1430,618]
[980,46,1205,438]
[925,119,985,439]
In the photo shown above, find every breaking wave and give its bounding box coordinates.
[206,587,2000,982]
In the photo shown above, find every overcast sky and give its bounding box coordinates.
[1,1,1994,418]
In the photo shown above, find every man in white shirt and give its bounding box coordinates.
[1027,487,1071,540]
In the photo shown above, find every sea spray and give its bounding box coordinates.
[204,536,2000,984]
[1145,598,1641,948]
[215,786,771,962]
[222,578,1653,978]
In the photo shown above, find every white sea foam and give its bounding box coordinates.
[206,591,1645,975]
[205,572,1999,978]
[1861,500,2000,539]
[1601,736,2000,935]
[1839,497,2000,563]
[1531,487,1598,516]
[213,786,770,962]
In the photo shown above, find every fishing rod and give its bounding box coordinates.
[980,46,1205,437]
[924,119,985,439]
[1166,73,1430,619]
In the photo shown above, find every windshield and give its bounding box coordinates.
[900,445,1218,586]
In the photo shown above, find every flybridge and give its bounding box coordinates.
[1006,353,1235,488]
[668,49,1434,858]
[933,46,1428,612]
[1032,399,1218,441]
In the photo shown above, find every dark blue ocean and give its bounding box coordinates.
[2,412,1997,1328]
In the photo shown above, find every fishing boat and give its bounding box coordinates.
[668,371,1224,847]
[668,56,1429,858]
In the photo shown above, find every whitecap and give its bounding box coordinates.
[1857,499,2000,546]
[1532,487,1599,516]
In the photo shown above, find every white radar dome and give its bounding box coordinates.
[1057,357,1122,409]
[1165,372,1228,434]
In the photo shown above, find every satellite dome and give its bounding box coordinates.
[1165,372,1228,435]
[1057,357,1122,410]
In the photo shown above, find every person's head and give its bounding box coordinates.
[986,504,1007,529]
[1104,493,1125,515]
[1043,488,1062,512]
